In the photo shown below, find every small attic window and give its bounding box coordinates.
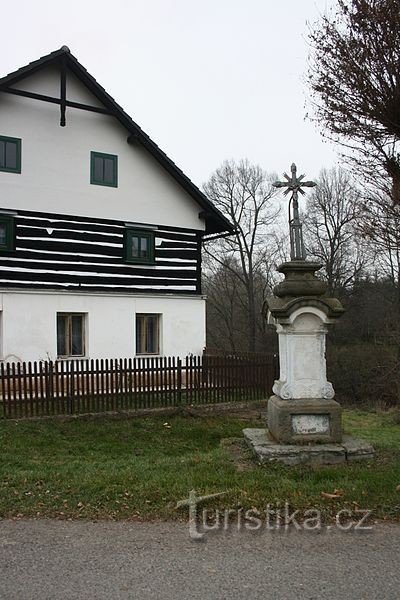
[90,151,118,187]
[0,136,21,174]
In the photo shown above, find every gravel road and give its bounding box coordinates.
[0,519,399,599]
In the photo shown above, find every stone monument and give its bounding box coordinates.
[243,164,375,465]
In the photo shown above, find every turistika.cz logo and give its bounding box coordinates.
[176,489,373,540]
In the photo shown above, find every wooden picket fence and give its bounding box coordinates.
[0,352,277,419]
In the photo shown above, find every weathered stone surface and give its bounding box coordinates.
[265,260,345,319]
[243,428,375,466]
[342,435,375,461]
[267,275,343,405]
[273,261,327,299]
[267,395,342,444]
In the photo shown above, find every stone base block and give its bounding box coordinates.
[341,435,376,461]
[267,395,342,444]
[243,428,375,466]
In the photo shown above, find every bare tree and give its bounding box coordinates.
[359,193,400,354]
[203,257,247,353]
[307,0,400,200]
[303,167,367,293]
[203,159,280,352]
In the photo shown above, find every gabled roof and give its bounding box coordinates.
[0,46,233,236]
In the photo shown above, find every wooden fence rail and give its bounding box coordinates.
[0,353,277,419]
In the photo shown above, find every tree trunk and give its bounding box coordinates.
[247,276,256,353]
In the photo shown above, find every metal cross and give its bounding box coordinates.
[273,163,316,261]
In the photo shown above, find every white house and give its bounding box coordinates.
[0,46,232,362]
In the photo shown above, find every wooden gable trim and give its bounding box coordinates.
[0,86,113,115]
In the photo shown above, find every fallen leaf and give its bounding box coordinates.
[321,489,344,499]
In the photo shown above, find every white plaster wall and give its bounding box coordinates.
[0,66,205,231]
[0,291,206,362]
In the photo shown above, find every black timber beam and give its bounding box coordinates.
[60,56,67,126]
[0,86,112,116]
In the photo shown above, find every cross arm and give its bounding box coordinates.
[301,181,317,188]
[273,181,290,188]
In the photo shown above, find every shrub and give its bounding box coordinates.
[327,343,400,408]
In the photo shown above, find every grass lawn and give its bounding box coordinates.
[0,409,399,522]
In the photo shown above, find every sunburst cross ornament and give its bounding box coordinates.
[273,163,316,261]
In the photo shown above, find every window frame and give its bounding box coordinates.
[56,313,87,359]
[90,151,118,187]
[136,313,161,356]
[125,229,155,265]
[0,135,21,174]
[0,215,15,252]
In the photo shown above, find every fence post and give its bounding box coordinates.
[0,362,7,418]
[69,360,75,414]
[45,361,54,415]
[177,357,182,405]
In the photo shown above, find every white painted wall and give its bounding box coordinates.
[0,291,206,362]
[0,66,205,231]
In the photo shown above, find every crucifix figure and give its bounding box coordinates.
[273,163,316,261]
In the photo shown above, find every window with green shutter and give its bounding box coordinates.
[0,215,15,252]
[90,151,118,187]
[125,229,155,264]
[0,135,21,174]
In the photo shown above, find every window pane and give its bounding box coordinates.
[140,237,149,258]
[5,141,17,169]
[57,315,67,356]
[103,158,114,183]
[71,315,83,355]
[146,317,155,353]
[0,224,6,246]
[131,236,139,258]
[0,141,5,169]
[136,316,143,354]
[93,156,103,182]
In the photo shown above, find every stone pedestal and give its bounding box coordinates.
[243,260,375,465]
[267,395,342,444]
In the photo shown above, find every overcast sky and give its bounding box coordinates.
[4,0,338,188]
